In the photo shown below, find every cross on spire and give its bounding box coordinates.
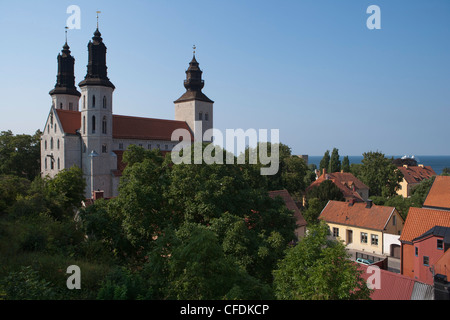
[65,26,68,43]
[96,11,101,28]
[193,45,196,55]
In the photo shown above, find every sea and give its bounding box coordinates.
[307,155,450,175]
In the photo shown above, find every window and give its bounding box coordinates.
[119,143,124,150]
[437,239,444,250]
[102,116,107,134]
[83,116,86,134]
[50,158,54,170]
[333,227,339,237]
[423,256,429,266]
[102,144,107,153]
[83,95,86,109]
[69,102,73,111]
[50,138,54,150]
[393,215,396,226]
[139,144,143,147]
[103,96,107,109]
[57,139,60,150]
[148,144,151,150]
[92,95,96,108]
[157,144,160,149]
[44,158,47,170]
[199,112,203,120]
[57,158,60,170]
[371,234,378,246]
[92,116,96,133]
[415,247,419,256]
[44,140,47,150]
[165,145,168,150]
[205,113,209,121]
[361,232,368,244]
[55,124,57,133]
[60,102,63,109]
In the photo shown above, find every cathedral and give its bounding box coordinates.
[41,26,214,198]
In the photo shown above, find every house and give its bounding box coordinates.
[396,164,436,198]
[269,190,307,240]
[319,200,404,257]
[358,264,434,300]
[307,170,369,203]
[423,175,450,211]
[409,226,450,285]
[399,207,450,281]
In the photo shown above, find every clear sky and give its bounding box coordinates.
[0,0,449,156]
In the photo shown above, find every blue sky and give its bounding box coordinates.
[0,0,449,156]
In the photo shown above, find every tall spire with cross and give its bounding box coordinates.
[49,26,80,98]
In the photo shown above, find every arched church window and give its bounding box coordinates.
[83,96,86,109]
[93,95,96,108]
[102,144,107,153]
[92,116,96,133]
[83,116,86,134]
[44,158,47,170]
[102,116,107,134]
[103,96,107,109]
[57,139,60,150]
[205,113,209,121]
[44,140,47,150]
[199,112,203,120]
[57,158,60,170]
[50,138,54,150]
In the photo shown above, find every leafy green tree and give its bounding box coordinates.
[273,221,372,300]
[302,198,325,225]
[442,168,450,176]
[304,180,344,224]
[328,148,341,173]
[0,130,41,180]
[319,150,330,172]
[144,223,273,300]
[0,175,30,213]
[342,156,350,173]
[358,151,403,198]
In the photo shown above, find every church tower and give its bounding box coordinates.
[49,39,81,111]
[78,26,117,198]
[174,50,214,141]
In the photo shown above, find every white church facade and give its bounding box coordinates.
[41,26,214,198]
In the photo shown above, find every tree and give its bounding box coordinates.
[304,180,345,224]
[328,148,341,173]
[442,168,450,176]
[319,150,330,172]
[342,156,350,173]
[0,130,41,181]
[273,221,372,300]
[358,151,403,198]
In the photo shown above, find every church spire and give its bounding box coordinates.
[174,47,213,103]
[49,32,81,97]
[78,25,115,89]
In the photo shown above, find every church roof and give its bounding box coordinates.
[112,114,192,141]
[55,109,192,141]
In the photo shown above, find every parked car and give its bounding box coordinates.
[356,258,374,265]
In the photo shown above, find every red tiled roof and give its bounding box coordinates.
[55,109,81,134]
[423,176,450,210]
[113,114,192,141]
[319,200,396,231]
[397,165,436,185]
[307,171,368,202]
[54,110,192,141]
[399,207,450,243]
[358,264,416,300]
[269,190,307,227]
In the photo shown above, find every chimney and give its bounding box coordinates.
[322,168,327,176]
[93,190,104,200]
[366,199,373,209]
